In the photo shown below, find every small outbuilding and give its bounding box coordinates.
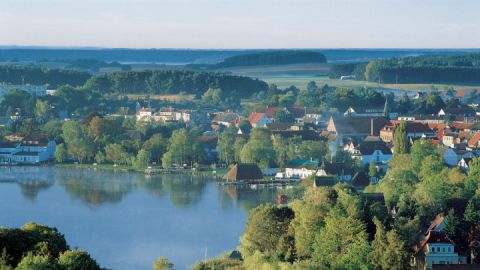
[223,163,264,182]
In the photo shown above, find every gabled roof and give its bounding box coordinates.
[223,163,263,182]
[415,230,454,254]
[329,117,390,136]
[247,112,268,124]
[314,176,337,187]
[213,112,243,124]
[427,215,445,233]
[355,141,392,155]
[468,132,480,147]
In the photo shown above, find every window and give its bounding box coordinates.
[442,247,445,252]
[437,247,441,252]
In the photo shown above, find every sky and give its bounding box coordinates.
[1,0,479,49]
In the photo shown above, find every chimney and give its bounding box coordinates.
[371,118,374,136]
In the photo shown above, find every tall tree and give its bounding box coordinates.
[217,127,236,165]
[393,121,409,154]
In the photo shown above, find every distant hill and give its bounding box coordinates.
[206,51,327,69]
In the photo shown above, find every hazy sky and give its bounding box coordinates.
[1,0,479,49]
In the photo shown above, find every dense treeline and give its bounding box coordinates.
[366,53,480,83]
[0,65,268,97]
[0,65,91,87]
[329,53,480,83]
[208,50,327,68]
[0,222,105,269]
[84,70,268,97]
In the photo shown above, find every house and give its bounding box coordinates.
[438,106,476,118]
[468,132,480,149]
[348,137,392,166]
[443,149,476,167]
[247,112,272,128]
[0,137,56,165]
[223,163,263,182]
[328,116,390,142]
[458,157,473,171]
[380,122,435,143]
[136,108,153,122]
[212,112,243,127]
[414,215,467,270]
[256,106,320,123]
[285,159,320,179]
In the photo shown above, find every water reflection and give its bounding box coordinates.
[0,167,279,210]
[0,166,55,200]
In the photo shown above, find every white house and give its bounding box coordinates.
[414,216,467,270]
[348,137,392,166]
[0,138,56,165]
[284,159,320,179]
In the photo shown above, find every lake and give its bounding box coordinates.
[0,166,278,269]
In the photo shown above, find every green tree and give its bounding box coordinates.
[201,88,223,106]
[19,119,39,137]
[15,253,57,270]
[312,211,372,269]
[240,204,294,257]
[393,121,409,154]
[217,127,236,165]
[61,121,95,163]
[57,250,102,270]
[152,257,173,270]
[105,144,130,165]
[55,143,68,163]
[370,219,409,270]
[142,134,167,164]
[369,160,377,178]
[133,149,151,170]
[35,100,50,119]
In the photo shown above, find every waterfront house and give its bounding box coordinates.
[223,163,263,182]
[285,159,319,179]
[0,137,56,165]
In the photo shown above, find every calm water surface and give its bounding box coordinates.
[0,166,278,269]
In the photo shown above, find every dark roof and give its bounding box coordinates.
[440,106,476,116]
[272,130,318,140]
[352,171,370,187]
[314,176,337,187]
[416,231,454,254]
[13,151,40,156]
[20,137,49,147]
[355,141,392,155]
[198,135,218,149]
[0,142,18,148]
[223,163,263,182]
[330,117,390,136]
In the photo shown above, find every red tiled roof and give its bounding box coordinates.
[468,132,480,147]
[248,112,267,124]
[458,131,471,139]
[451,122,473,131]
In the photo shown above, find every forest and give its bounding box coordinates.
[196,50,327,69]
[0,65,268,97]
[329,53,480,83]
[0,65,91,88]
